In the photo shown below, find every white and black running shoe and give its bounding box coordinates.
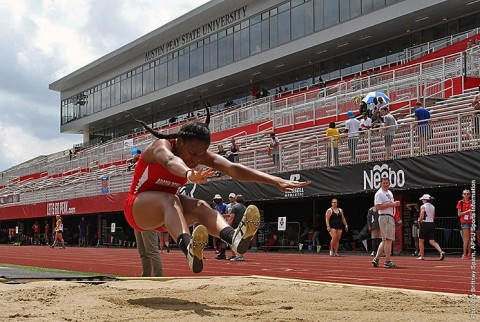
[231,205,260,254]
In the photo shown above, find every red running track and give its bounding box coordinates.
[0,245,477,295]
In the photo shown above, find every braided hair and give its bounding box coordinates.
[128,104,211,145]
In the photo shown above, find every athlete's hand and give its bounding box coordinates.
[188,168,215,184]
[276,178,311,192]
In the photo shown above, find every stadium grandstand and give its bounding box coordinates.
[0,0,479,254]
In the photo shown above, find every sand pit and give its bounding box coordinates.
[0,276,475,321]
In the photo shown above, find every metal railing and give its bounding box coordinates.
[2,46,480,202]
[404,27,480,63]
[242,111,479,173]
[0,109,478,205]
[434,217,466,250]
[255,221,301,251]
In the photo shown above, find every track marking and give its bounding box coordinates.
[247,275,468,297]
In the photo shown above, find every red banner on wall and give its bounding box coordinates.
[0,192,128,220]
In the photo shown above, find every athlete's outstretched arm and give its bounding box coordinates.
[201,151,311,192]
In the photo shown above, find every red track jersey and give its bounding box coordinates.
[128,140,188,196]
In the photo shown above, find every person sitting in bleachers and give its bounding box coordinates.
[226,139,239,163]
[261,87,270,98]
[358,101,368,117]
[217,144,227,157]
[371,109,383,128]
[224,99,235,108]
[127,150,142,171]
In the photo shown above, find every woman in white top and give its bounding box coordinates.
[49,215,65,249]
[417,194,444,260]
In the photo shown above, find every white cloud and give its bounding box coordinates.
[0,0,209,171]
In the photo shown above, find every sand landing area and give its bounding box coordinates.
[0,275,475,321]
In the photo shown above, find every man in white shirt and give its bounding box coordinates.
[344,111,361,164]
[372,177,400,268]
[360,113,372,130]
[268,132,280,170]
[376,96,386,110]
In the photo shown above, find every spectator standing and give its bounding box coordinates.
[134,230,163,276]
[366,206,381,257]
[32,221,41,245]
[471,86,480,141]
[367,97,378,117]
[414,101,431,155]
[78,217,88,247]
[299,221,311,247]
[226,192,237,214]
[344,111,361,164]
[381,107,397,159]
[43,220,50,246]
[376,97,386,111]
[325,122,340,167]
[49,215,65,249]
[351,73,361,91]
[312,213,321,252]
[228,194,247,261]
[409,204,420,257]
[359,113,373,145]
[457,189,473,259]
[372,177,400,268]
[223,193,236,249]
[157,227,171,253]
[325,198,348,256]
[417,194,445,261]
[268,132,280,170]
[212,194,228,259]
[360,113,372,131]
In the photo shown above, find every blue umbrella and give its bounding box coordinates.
[362,91,390,104]
[131,147,142,155]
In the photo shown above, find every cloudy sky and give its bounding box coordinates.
[0,0,209,172]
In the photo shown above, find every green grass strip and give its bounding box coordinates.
[0,263,121,277]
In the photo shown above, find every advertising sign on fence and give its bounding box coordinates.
[101,176,109,194]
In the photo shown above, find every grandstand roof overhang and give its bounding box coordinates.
[50,0,480,136]
[49,0,245,92]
